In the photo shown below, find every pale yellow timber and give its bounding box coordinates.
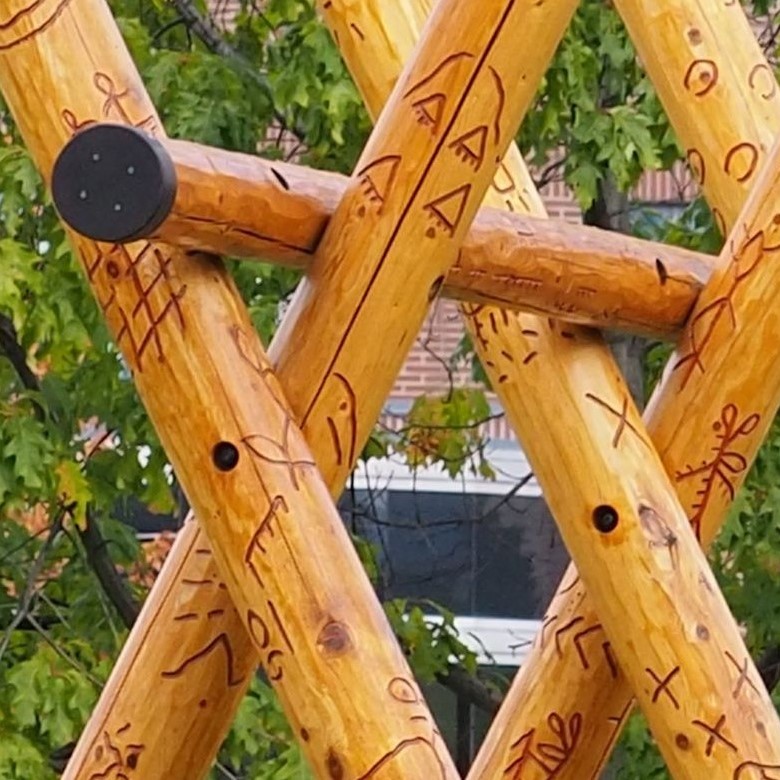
[471,0,780,777]
[322,0,780,778]
[0,0,577,778]
[150,137,710,338]
[0,1,468,778]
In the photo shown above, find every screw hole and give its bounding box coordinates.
[212,441,240,471]
[593,504,619,533]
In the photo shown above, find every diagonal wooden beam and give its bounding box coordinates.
[63,132,709,339]
[0,1,580,779]
[299,1,780,777]
[469,1,780,777]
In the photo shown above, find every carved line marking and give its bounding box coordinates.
[326,372,358,467]
[733,761,780,779]
[161,633,245,687]
[299,0,517,429]
[402,51,476,99]
[0,0,73,51]
[243,417,317,490]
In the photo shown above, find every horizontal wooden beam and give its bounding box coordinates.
[54,127,711,339]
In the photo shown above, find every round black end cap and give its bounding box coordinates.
[52,123,177,243]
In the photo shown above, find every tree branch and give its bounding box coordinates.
[79,508,140,629]
[0,311,45,421]
[436,665,504,714]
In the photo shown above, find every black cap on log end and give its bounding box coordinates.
[52,123,177,243]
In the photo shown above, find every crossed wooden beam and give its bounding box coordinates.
[2,0,780,778]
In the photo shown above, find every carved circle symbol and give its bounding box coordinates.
[748,63,777,100]
[724,142,759,183]
[212,441,240,471]
[683,59,719,97]
[593,504,619,533]
[676,733,691,750]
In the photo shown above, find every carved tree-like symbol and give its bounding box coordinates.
[675,403,760,538]
[585,392,648,449]
[462,304,532,376]
[673,226,778,387]
[503,712,583,779]
[85,723,144,779]
[645,665,681,710]
[692,714,737,758]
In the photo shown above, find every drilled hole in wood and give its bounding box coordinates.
[212,441,240,471]
[593,504,619,533]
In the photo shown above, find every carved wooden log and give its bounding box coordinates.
[316,1,780,778]
[616,0,780,233]
[0,2,486,778]
[470,3,780,778]
[57,129,710,339]
[2,1,580,779]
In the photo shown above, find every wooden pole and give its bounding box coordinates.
[0,2,479,778]
[309,0,780,777]
[616,0,780,234]
[1,1,577,779]
[470,3,780,777]
[91,134,706,339]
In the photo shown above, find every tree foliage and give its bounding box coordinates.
[0,0,779,778]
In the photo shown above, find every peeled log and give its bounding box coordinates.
[59,131,709,339]
[471,1,780,777]
[317,1,780,778]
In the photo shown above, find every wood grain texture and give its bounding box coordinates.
[156,137,710,338]
[470,2,780,778]
[319,1,780,779]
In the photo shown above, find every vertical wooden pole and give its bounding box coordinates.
[321,1,780,777]
[470,2,780,777]
[0,2,576,779]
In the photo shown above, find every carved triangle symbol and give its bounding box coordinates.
[424,183,471,237]
[412,93,446,133]
[449,125,487,168]
[356,154,401,211]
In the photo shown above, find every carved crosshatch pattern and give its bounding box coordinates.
[4,0,780,778]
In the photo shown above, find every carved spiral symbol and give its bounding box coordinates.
[683,59,719,97]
